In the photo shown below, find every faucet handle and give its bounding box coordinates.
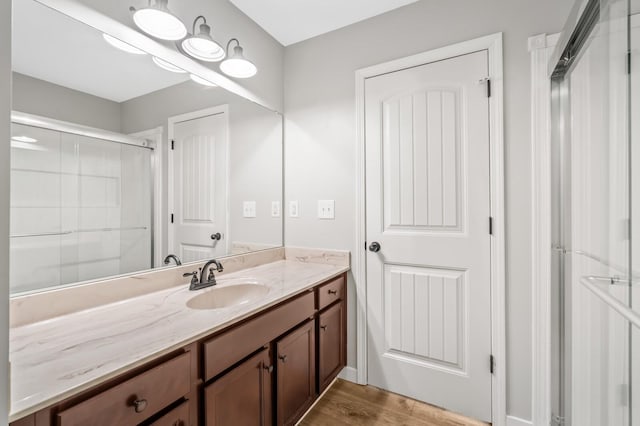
[183,271,199,286]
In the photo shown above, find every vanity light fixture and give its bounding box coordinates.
[181,16,225,62]
[220,39,257,79]
[189,74,217,87]
[130,0,187,41]
[102,34,147,55]
[152,56,187,73]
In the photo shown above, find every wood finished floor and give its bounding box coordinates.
[299,379,490,426]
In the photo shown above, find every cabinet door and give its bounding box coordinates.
[318,302,345,392]
[205,348,273,426]
[276,320,316,426]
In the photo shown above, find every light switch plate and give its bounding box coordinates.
[271,201,281,217]
[289,201,299,218]
[243,201,256,218]
[317,200,335,219]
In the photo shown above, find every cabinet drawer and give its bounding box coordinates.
[317,275,345,310]
[149,400,189,426]
[57,352,190,426]
[204,292,315,381]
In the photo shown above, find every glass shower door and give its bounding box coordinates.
[10,123,153,294]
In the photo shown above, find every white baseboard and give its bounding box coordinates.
[507,415,533,426]
[338,366,358,383]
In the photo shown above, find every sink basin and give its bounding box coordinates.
[186,284,269,310]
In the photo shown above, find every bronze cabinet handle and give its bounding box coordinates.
[320,325,328,331]
[328,289,337,295]
[132,398,148,413]
[278,354,287,363]
[263,364,274,373]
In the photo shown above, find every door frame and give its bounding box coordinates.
[129,126,164,268]
[167,105,230,258]
[354,33,506,425]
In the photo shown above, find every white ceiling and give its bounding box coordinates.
[228,0,420,46]
[12,0,190,103]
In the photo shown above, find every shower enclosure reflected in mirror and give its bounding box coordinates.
[10,0,283,295]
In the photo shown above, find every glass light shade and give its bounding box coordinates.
[132,2,187,41]
[11,136,38,143]
[220,46,257,78]
[152,56,187,73]
[189,74,217,87]
[181,24,225,62]
[102,34,147,55]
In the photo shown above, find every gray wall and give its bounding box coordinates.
[121,83,283,258]
[283,0,571,420]
[1,0,10,423]
[12,73,122,132]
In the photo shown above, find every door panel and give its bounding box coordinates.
[171,111,227,262]
[365,50,492,422]
[318,302,345,392]
[204,348,272,426]
[276,320,315,426]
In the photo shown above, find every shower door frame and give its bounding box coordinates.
[10,110,158,276]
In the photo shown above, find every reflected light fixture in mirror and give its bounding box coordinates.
[220,39,257,79]
[130,0,187,41]
[152,56,187,73]
[181,16,225,62]
[103,33,147,55]
[190,74,217,87]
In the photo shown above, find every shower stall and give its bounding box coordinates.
[550,0,639,424]
[9,113,153,294]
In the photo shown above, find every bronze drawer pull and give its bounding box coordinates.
[132,398,148,413]
[278,354,287,363]
[320,325,328,331]
[328,289,337,295]
[263,364,274,373]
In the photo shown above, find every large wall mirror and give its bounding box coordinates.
[10,0,283,295]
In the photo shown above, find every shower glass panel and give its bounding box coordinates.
[551,0,637,424]
[10,123,152,294]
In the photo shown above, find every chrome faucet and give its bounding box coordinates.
[163,254,182,266]
[184,259,224,291]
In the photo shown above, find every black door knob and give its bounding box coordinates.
[211,233,222,241]
[369,242,381,252]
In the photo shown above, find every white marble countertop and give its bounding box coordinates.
[9,259,349,421]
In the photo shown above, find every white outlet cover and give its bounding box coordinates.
[271,201,281,217]
[317,200,335,219]
[289,200,299,218]
[243,201,257,218]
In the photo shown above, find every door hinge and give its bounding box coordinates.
[364,241,367,251]
[170,213,174,224]
[171,139,175,150]
[490,354,495,374]
[480,78,491,97]
[489,217,494,235]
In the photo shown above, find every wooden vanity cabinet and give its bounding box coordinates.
[276,320,316,426]
[10,273,348,426]
[204,348,273,426]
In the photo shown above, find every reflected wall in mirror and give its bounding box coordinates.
[10,0,283,295]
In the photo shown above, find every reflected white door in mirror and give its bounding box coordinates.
[168,106,229,263]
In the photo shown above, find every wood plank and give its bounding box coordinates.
[299,379,489,426]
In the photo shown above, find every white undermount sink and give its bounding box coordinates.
[186,283,269,310]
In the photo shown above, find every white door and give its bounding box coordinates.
[365,50,492,421]
[169,110,228,263]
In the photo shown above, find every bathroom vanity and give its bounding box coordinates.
[9,250,349,426]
